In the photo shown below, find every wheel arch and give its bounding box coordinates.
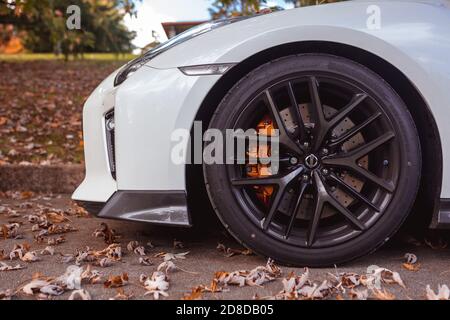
[187,41,442,230]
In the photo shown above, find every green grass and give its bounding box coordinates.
[0,53,137,62]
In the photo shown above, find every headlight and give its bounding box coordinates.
[114,17,248,86]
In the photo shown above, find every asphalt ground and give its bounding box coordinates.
[0,193,449,300]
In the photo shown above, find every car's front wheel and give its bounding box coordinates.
[204,54,421,267]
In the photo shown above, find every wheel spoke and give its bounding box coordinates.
[328,93,368,129]
[262,185,286,230]
[232,176,282,186]
[308,77,327,150]
[309,80,369,151]
[287,82,307,139]
[347,131,395,161]
[307,172,326,246]
[232,166,304,187]
[307,197,323,247]
[322,132,396,192]
[308,77,326,128]
[284,182,308,239]
[351,165,395,193]
[261,166,305,230]
[328,112,381,148]
[327,195,367,231]
[327,172,380,212]
[233,157,290,164]
[314,172,366,234]
[265,90,304,155]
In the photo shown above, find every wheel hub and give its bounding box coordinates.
[304,154,320,169]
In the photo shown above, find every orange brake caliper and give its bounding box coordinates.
[246,116,276,206]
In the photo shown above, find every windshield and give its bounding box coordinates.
[143,17,248,57]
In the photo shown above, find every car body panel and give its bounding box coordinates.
[73,0,450,210]
[114,66,221,190]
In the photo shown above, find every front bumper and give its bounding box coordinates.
[76,190,191,226]
[73,63,220,226]
[72,71,118,203]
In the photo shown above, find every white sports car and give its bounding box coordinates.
[73,0,450,266]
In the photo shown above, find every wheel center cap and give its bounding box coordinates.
[305,154,319,169]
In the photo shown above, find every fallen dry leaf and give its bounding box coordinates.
[127,241,139,252]
[426,284,450,300]
[349,289,369,300]
[40,285,65,296]
[139,257,153,266]
[402,253,420,271]
[97,257,114,268]
[109,288,134,300]
[297,280,334,300]
[21,251,40,263]
[69,289,92,300]
[93,223,117,244]
[45,212,70,224]
[56,265,83,290]
[0,261,25,272]
[9,243,31,260]
[141,271,169,300]
[365,265,406,289]
[96,244,122,261]
[134,246,146,256]
[65,244,122,267]
[157,261,178,274]
[40,246,55,256]
[329,272,361,289]
[104,273,129,288]
[276,269,310,299]
[68,203,90,218]
[47,224,77,235]
[47,236,66,246]
[371,288,396,300]
[182,286,203,300]
[81,265,102,284]
[213,259,282,291]
[0,223,21,239]
[0,289,14,300]
[402,263,421,272]
[154,251,189,261]
[157,260,197,275]
[22,279,53,296]
[404,253,418,264]
[216,243,253,258]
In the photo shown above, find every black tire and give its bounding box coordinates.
[203,54,421,267]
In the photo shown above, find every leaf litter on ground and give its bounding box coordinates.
[216,243,254,258]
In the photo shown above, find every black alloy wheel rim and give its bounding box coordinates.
[227,74,400,249]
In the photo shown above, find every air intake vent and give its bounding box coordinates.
[105,111,116,179]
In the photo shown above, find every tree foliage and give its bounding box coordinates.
[209,0,267,19]
[209,0,347,18]
[0,0,138,57]
[284,0,346,7]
